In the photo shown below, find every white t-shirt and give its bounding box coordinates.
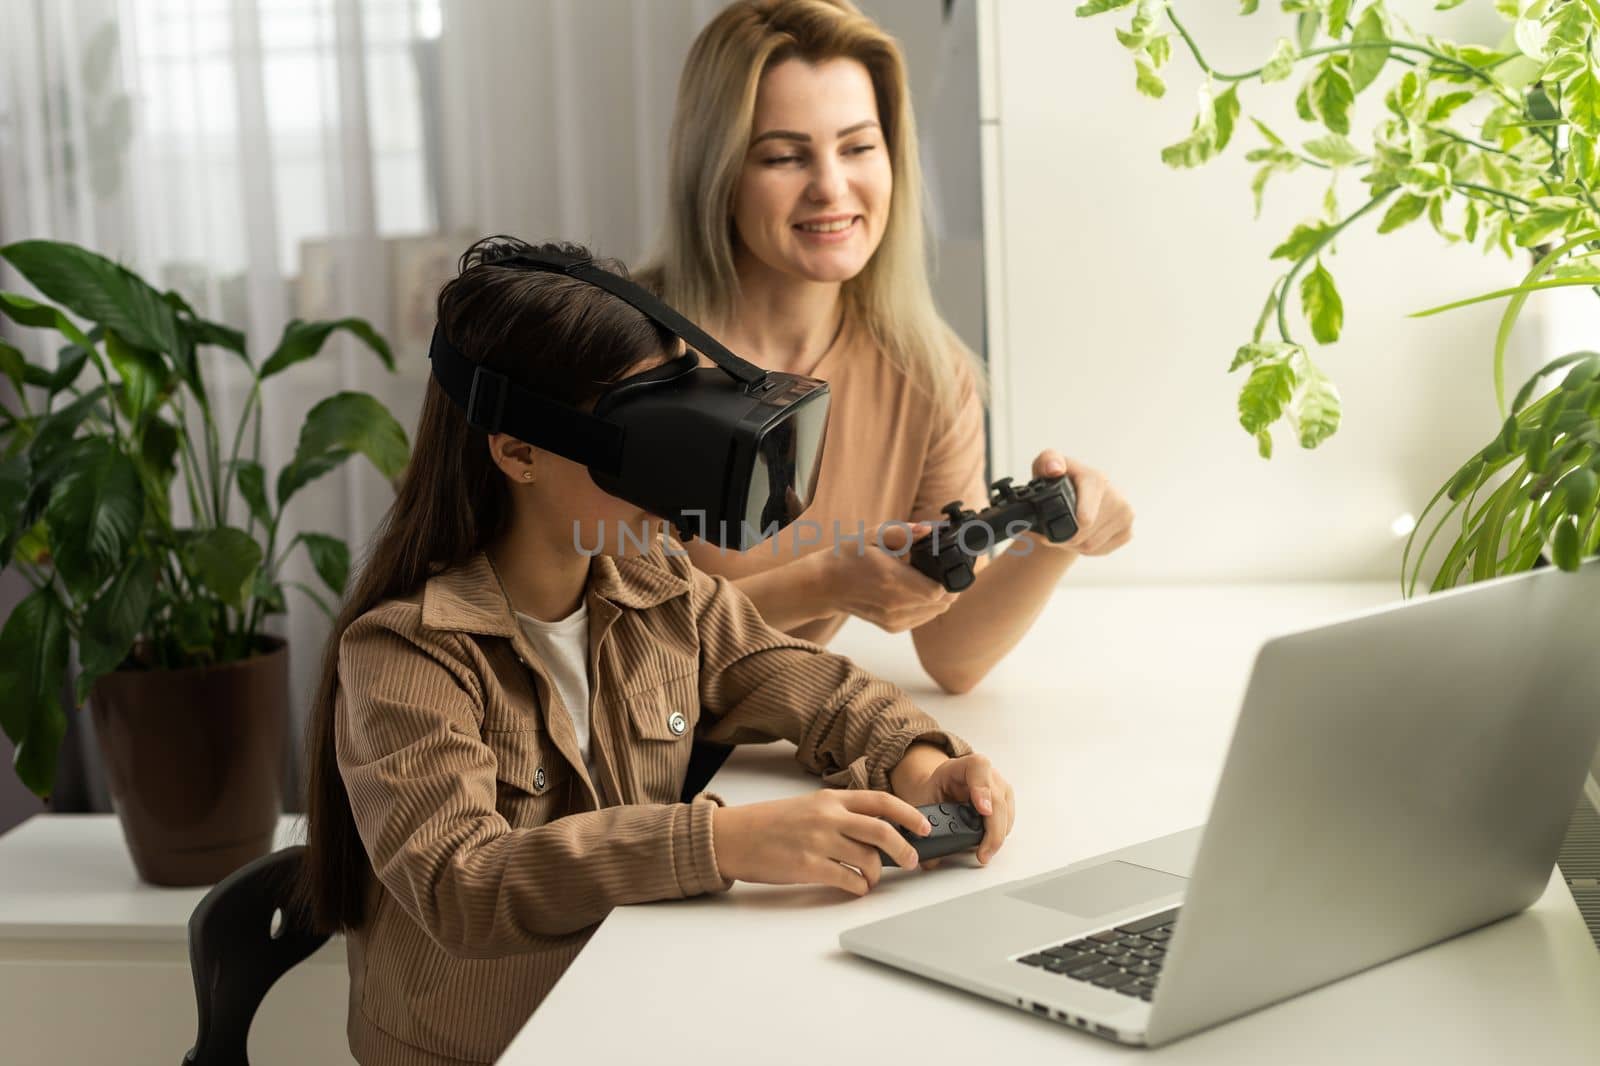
[514,603,600,792]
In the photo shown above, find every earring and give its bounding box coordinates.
[522,470,534,481]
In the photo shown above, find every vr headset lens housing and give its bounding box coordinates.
[428,248,830,551]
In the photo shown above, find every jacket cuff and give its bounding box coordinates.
[820,726,974,792]
[674,794,734,896]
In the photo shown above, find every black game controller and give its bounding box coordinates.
[908,474,1079,592]
[877,802,987,868]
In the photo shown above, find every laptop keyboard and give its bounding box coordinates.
[1015,907,1179,1002]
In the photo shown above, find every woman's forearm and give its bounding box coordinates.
[728,550,838,632]
[911,538,1079,694]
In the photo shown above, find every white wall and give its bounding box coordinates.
[982,0,1541,585]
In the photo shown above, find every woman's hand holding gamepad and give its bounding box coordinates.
[823,520,956,632]
[891,745,1016,866]
[1028,450,1134,557]
[711,790,931,896]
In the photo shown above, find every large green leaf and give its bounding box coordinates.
[1326,0,1353,37]
[1239,360,1298,435]
[232,459,272,529]
[276,451,349,510]
[46,341,93,395]
[76,557,157,704]
[1552,515,1581,570]
[1399,162,1450,199]
[162,290,249,368]
[260,318,395,380]
[1562,355,1600,391]
[1270,221,1333,261]
[0,339,52,394]
[184,317,247,358]
[1512,203,1582,247]
[1563,61,1600,137]
[299,532,351,597]
[43,438,144,600]
[1308,58,1355,135]
[1558,466,1599,517]
[1300,259,1345,343]
[104,329,168,425]
[1377,193,1429,234]
[1134,57,1167,99]
[1545,1,1591,56]
[1262,38,1297,83]
[1303,133,1364,167]
[1349,4,1390,93]
[277,391,408,507]
[1213,84,1241,152]
[182,526,264,611]
[1297,10,1321,52]
[0,241,181,361]
[0,291,93,348]
[0,587,70,799]
[1292,365,1343,448]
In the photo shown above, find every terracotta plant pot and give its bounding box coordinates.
[89,638,288,886]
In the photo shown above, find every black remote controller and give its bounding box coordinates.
[877,802,987,868]
[907,474,1079,592]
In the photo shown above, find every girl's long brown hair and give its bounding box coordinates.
[296,237,674,933]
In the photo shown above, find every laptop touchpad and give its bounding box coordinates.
[1007,861,1188,920]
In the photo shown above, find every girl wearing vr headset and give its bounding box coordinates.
[642,0,1136,694]
[297,238,1016,1066]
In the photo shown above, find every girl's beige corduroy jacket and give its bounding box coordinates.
[335,540,971,1065]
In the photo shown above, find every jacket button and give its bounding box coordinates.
[534,766,547,791]
[668,712,687,736]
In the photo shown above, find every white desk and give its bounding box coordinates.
[503,583,1600,1065]
[0,814,352,1063]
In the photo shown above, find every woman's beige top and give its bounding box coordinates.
[686,318,988,644]
[335,540,971,1065]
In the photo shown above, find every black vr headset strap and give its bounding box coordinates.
[498,250,767,387]
[427,327,625,476]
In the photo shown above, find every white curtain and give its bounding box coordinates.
[0,0,971,807]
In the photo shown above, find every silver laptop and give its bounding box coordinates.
[841,558,1600,1047]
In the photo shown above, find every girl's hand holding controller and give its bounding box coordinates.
[711,790,932,896]
[891,745,1016,868]
[816,519,956,632]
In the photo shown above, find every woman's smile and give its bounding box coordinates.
[793,214,861,243]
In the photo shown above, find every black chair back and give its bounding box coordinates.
[182,845,331,1065]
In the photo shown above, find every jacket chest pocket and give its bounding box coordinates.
[618,672,698,802]
[484,728,566,828]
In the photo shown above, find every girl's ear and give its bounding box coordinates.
[487,433,539,483]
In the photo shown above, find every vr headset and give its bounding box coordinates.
[427,247,830,550]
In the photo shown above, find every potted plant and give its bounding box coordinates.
[1079,0,1600,589]
[0,239,408,884]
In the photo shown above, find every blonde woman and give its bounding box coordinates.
[643,0,1134,695]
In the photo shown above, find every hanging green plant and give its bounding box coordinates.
[1081,0,1600,588]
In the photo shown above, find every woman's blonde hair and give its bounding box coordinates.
[641,0,982,415]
